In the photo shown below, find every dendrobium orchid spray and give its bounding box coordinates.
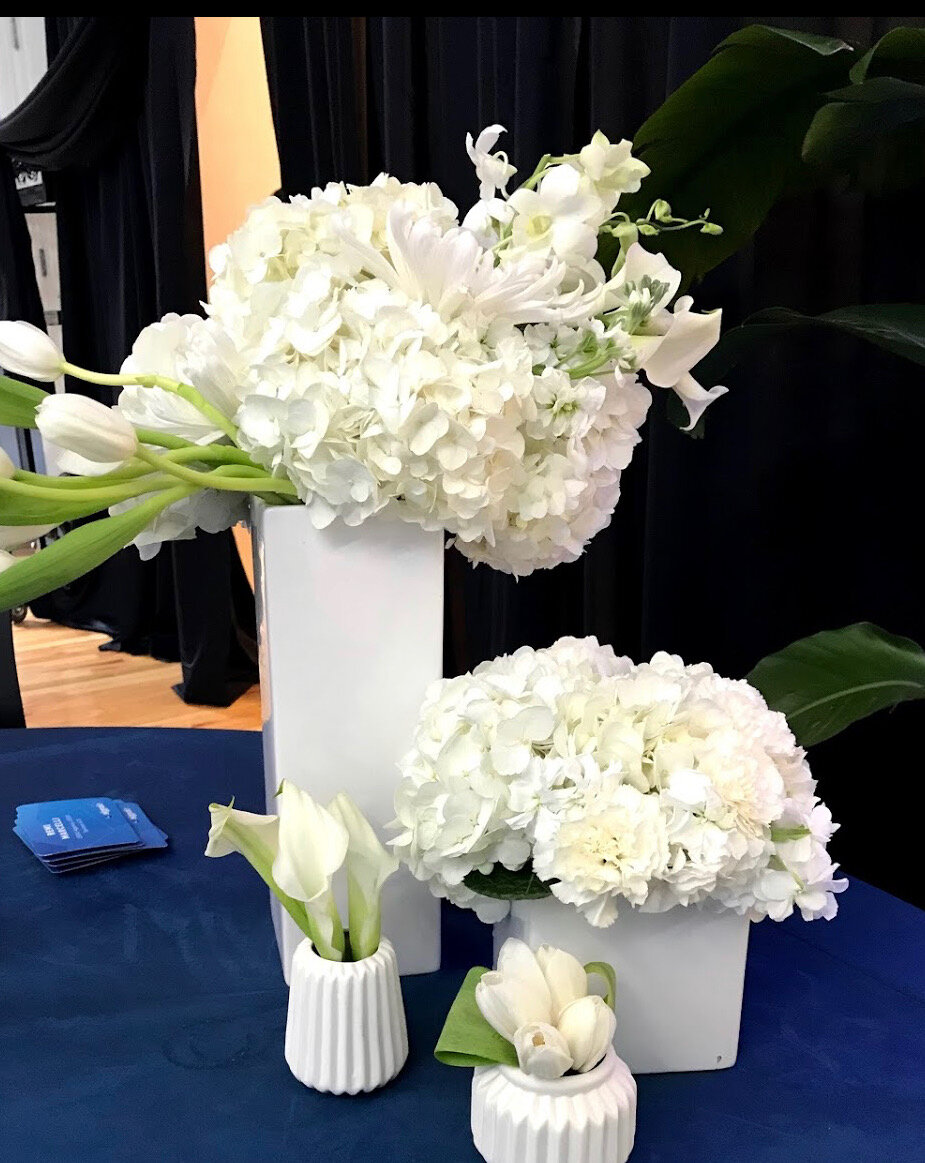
[0,125,726,609]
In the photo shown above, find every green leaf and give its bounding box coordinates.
[748,622,925,746]
[696,303,925,383]
[584,961,616,1010]
[850,27,925,85]
[0,375,48,428]
[0,486,190,611]
[464,863,554,901]
[435,967,519,1069]
[770,825,812,843]
[622,25,853,282]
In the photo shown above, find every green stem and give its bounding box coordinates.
[134,447,298,497]
[0,473,176,506]
[61,362,239,443]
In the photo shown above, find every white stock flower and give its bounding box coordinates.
[466,124,517,199]
[0,320,64,381]
[36,393,138,473]
[394,636,844,926]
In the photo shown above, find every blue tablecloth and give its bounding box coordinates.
[1,728,922,1162]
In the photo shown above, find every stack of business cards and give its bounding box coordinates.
[14,798,168,874]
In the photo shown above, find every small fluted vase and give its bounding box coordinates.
[284,936,408,1094]
[471,1048,637,1163]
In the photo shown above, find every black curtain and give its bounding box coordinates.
[0,16,257,707]
[260,15,924,904]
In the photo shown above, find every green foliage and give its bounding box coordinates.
[0,375,47,428]
[464,864,554,901]
[435,967,519,1069]
[748,623,925,746]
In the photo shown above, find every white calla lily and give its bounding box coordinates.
[535,944,588,1021]
[513,1022,574,1080]
[36,393,138,470]
[327,792,398,960]
[272,781,349,960]
[557,993,617,1073]
[0,320,64,381]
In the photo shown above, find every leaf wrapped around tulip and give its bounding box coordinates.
[205,781,398,962]
[435,938,617,1080]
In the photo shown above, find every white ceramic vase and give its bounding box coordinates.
[494,897,750,1074]
[251,500,443,980]
[285,937,409,1094]
[471,1048,636,1163]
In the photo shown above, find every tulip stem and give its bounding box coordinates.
[0,473,177,506]
[60,362,240,443]
[134,447,298,497]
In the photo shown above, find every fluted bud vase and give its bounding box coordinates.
[471,1049,637,1163]
[285,937,409,1094]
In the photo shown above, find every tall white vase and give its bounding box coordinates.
[495,898,750,1074]
[251,500,443,979]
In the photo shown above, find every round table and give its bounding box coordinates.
[1,728,922,1161]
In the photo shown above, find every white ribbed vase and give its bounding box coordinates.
[471,1049,637,1163]
[284,937,409,1094]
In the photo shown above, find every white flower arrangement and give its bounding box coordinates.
[391,636,847,927]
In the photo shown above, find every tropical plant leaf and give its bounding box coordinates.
[622,25,853,282]
[434,967,519,1069]
[695,303,925,383]
[464,864,554,901]
[747,622,925,746]
[0,375,47,428]
[850,26,925,85]
[0,487,188,611]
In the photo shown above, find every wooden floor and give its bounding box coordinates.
[12,616,263,730]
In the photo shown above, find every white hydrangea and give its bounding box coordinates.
[114,128,726,573]
[392,636,847,927]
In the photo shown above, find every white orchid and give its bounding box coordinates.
[0,320,64,381]
[475,939,615,1079]
[573,131,650,204]
[36,393,138,474]
[328,791,399,960]
[466,124,517,199]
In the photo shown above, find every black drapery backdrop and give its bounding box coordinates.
[0,16,257,706]
[260,15,925,904]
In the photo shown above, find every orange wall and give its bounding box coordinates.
[195,16,281,263]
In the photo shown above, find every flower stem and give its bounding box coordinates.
[134,447,298,497]
[0,473,176,506]
[61,362,239,443]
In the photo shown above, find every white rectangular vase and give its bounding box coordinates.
[495,899,750,1074]
[251,501,443,980]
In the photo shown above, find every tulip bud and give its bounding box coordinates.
[0,447,15,479]
[513,1022,574,1080]
[0,321,64,381]
[36,393,138,466]
[556,994,616,1073]
[535,945,587,1021]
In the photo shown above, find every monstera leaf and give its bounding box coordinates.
[748,623,925,746]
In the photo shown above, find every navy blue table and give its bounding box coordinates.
[1,729,923,1162]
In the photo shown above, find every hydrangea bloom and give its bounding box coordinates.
[391,637,847,926]
[113,128,726,575]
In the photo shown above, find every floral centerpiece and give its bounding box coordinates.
[392,635,847,926]
[0,125,724,597]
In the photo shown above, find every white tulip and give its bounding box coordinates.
[36,394,138,468]
[0,523,54,551]
[535,944,588,1021]
[0,448,15,478]
[0,320,64,381]
[327,791,398,960]
[272,781,349,959]
[475,939,553,1040]
[557,993,617,1073]
[513,1022,574,1080]
[0,549,15,573]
